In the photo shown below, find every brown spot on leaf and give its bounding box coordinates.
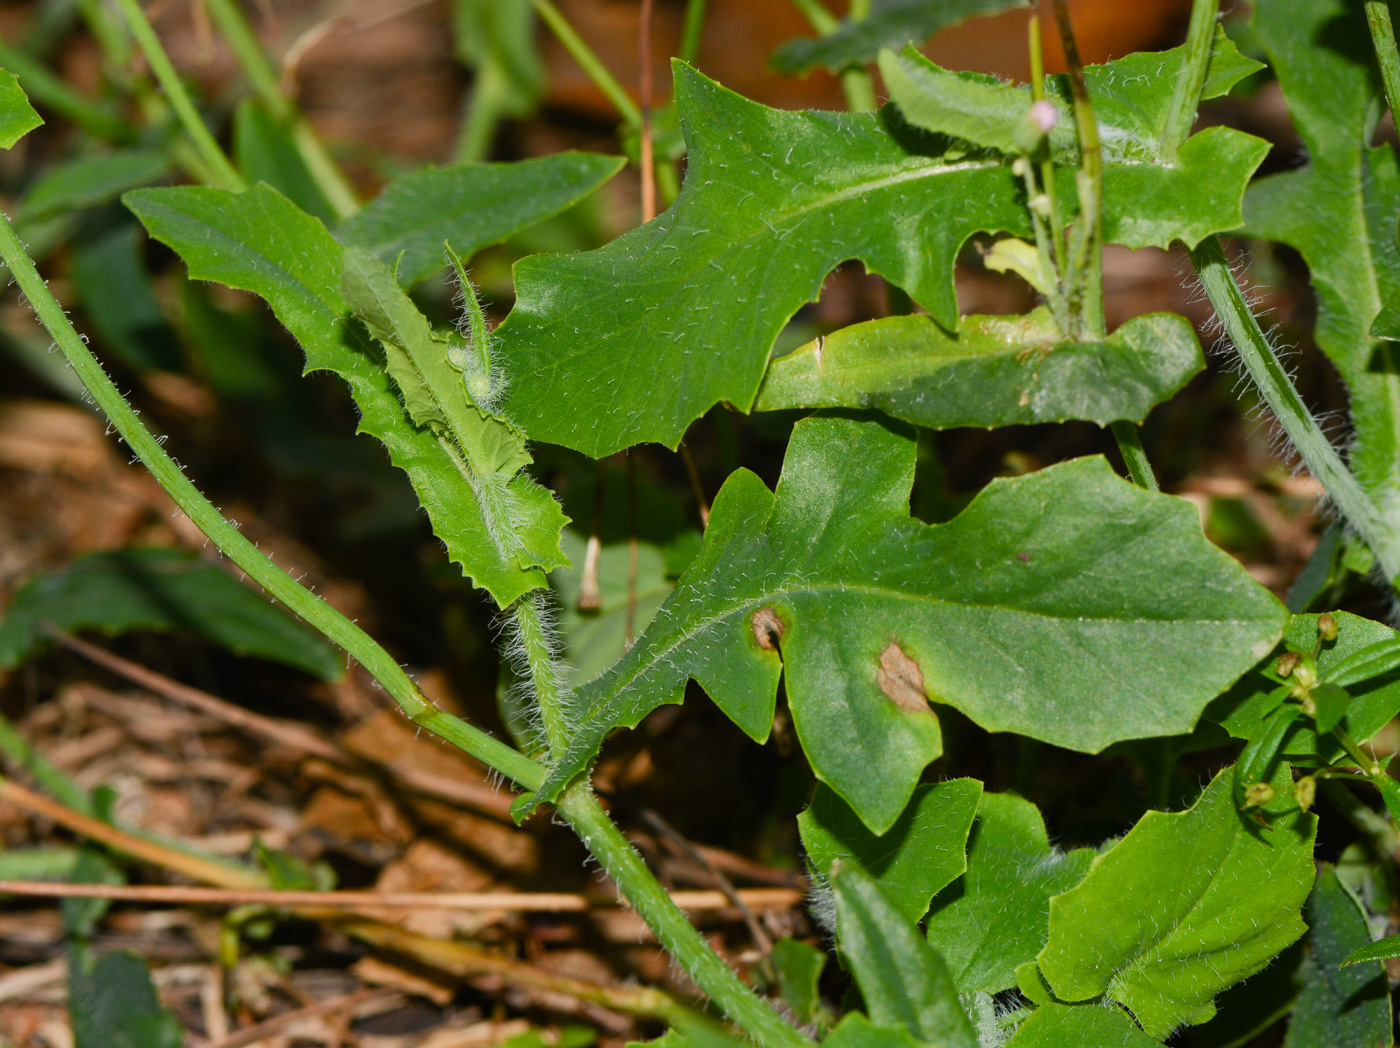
[751,607,785,651]
[878,643,930,714]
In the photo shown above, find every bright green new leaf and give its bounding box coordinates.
[338,153,623,286]
[1003,1003,1163,1047]
[880,36,1269,250]
[1037,766,1318,1039]
[498,64,1030,457]
[0,66,41,148]
[800,779,981,924]
[1286,866,1391,1047]
[1207,613,1400,764]
[770,0,1028,75]
[1245,0,1400,510]
[0,547,342,679]
[523,414,1286,831]
[831,865,977,1048]
[754,311,1202,428]
[19,148,170,223]
[125,184,568,605]
[926,792,1095,994]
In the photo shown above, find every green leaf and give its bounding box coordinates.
[338,153,623,287]
[1342,932,1400,966]
[1003,1003,1163,1047]
[20,148,170,223]
[233,100,337,226]
[124,183,567,605]
[831,864,977,1048]
[1245,0,1400,508]
[0,547,342,679]
[768,939,829,1029]
[1286,866,1391,1046]
[754,311,1202,429]
[879,37,1269,250]
[800,779,981,924]
[70,210,185,372]
[1235,703,1302,793]
[926,792,1095,994]
[1207,613,1400,763]
[1037,765,1318,1039]
[819,1014,921,1048]
[1310,682,1352,735]
[1325,637,1400,689]
[525,414,1286,831]
[497,64,1031,457]
[770,0,1028,76]
[0,66,42,148]
[69,951,184,1048]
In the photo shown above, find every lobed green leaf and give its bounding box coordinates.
[125,183,567,605]
[0,66,41,148]
[755,310,1202,428]
[523,414,1286,831]
[1037,766,1317,1038]
[1003,1003,1162,1047]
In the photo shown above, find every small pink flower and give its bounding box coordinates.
[1029,100,1058,132]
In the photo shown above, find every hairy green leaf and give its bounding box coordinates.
[1286,866,1391,1047]
[0,66,41,148]
[770,0,1028,75]
[125,183,567,605]
[1003,1003,1162,1047]
[20,148,170,223]
[1037,766,1317,1038]
[0,547,342,679]
[880,36,1268,250]
[339,153,623,287]
[525,414,1286,831]
[832,865,977,1048]
[755,311,1201,428]
[1245,0,1400,510]
[820,1014,921,1048]
[926,793,1094,994]
[800,779,981,923]
[69,952,183,1048]
[1207,613,1400,764]
[498,64,1030,457]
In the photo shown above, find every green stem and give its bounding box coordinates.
[1367,1,1400,122]
[0,39,136,141]
[1333,724,1384,777]
[0,206,543,792]
[456,63,507,164]
[839,69,877,112]
[1051,0,1103,339]
[556,783,816,1048]
[1110,422,1159,491]
[679,0,708,65]
[511,592,568,756]
[1191,235,1400,581]
[532,0,641,127]
[789,0,838,34]
[199,0,359,219]
[110,0,245,190]
[1160,0,1218,163]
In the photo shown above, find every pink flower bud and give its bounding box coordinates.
[1029,100,1058,132]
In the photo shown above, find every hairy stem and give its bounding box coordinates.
[1191,236,1400,581]
[1367,0,1400,122]
[1160,0,1219,163]
[511,592,568,756]
[200,0,360,219]
[556,783,816,1048]
[0,206,543,791]
[110,0,245,190]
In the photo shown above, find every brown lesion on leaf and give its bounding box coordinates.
[750,606,785,651]
[878,642,930,714]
